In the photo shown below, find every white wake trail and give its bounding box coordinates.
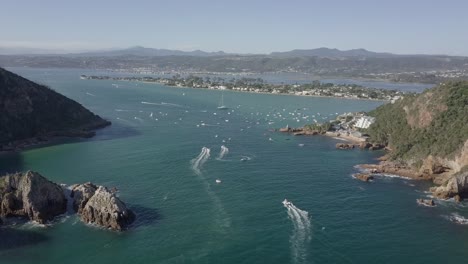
[161,102,184,108]
[141,101,162,106]
[217,145,229,160]
[191,147,210,175]
[285,202,311,264]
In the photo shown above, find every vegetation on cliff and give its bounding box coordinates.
[0,67,110,147]
[366,81,468,165]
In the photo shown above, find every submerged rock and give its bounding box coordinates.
[0,171,67,223]
[80,186,135,231]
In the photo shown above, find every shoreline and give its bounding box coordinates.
[8,66,442,86]
[356,162,432,181]
[136,80,389,102]
[0,120,111,153]
[278,127,367,144]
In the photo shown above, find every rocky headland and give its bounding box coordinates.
[357,81,468,201]
[0,67,111,152]
[0,171,134,231]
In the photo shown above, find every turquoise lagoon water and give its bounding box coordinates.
[0,68,467,264]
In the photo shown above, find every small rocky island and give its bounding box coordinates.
[0,171,135,231]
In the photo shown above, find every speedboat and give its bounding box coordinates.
[216,179,222,184]
[282,199,292,207]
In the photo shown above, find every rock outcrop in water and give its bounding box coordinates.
[72,183,135,231]
[0,171,135,231]
[353,173,374,182]
[71,182,98,214]
[416,199,435,207]
[0,67,111,151]
[431,169,468,200]
[336,143,355,150]
[0,171,67,223]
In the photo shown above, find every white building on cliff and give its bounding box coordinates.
[354,116,376,129]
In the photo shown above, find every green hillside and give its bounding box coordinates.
[366,81,468,166]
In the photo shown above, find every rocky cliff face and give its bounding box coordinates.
[432,168,468,199]
[365,81,468,199]
[0,67,110,150]
[0,171,135,231]
[0,171,66,223]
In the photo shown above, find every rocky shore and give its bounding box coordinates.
[0,171,135,231]
[277,125,389,148]
[353,173,374,182]
[356,156,468,203]
[0,119,111,152]
[358,161,432,180]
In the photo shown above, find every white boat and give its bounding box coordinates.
[282,199,292,207]
[217,94,228,110]
[216,179,222,184]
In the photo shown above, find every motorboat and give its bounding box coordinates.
[282,199,292,207]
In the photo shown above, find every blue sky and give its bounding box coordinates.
[1,0,468,55]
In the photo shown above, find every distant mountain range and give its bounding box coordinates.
[270,48,397,58]
[0,46,455,58]
[1,46,467,84]
[72,46,228,57]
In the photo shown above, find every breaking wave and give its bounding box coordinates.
[446,213,468,225]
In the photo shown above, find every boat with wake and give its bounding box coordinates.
[217,94,229,110]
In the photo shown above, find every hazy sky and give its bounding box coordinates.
[1,0,468,55]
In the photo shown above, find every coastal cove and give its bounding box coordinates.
[2,67,468,263]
